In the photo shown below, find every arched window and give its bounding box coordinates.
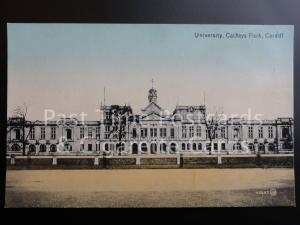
[116,143,125,152]
[233,143,241,150]
[170,143,177,153]
[132,143,138,154]
[187,143,190,150]
[39,144,47,152]
[104,143,109,151]
[150,143,157,154]
[268,143,275,151]
[258,143,265,152]
[11,144,21,152]
[50,144,57,152]
[160,143,167,152]
[29,144,36,153]
[193,143,197,151]
[141,143,148,153]
[182,143,186,150]
[198,143,202,151]
[248,143,254,151]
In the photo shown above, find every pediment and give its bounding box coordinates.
[141,102,163,115]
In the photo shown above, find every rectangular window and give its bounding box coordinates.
[51,127,56,139]
[170,127,175,138]
[221,127,225,138]
[88,144,92,151]
[96,127,100,139]
[189,126,194,138]
[105,125,110,132]
[30,127,35,140]
[258,127,263,138]
[196,126,201,137]
[268,126,273,138]
[105,133,110,139]
[88,127,93,138]
[141,128,147,138]
[182,126,187,138]
[160,128,166,138]
[80,127,85,139]
[282,127,290,138]
[248,126,253,139]
[132,128,137,138]
[150,128,157,137]
[41,127,45,140]
[15,129,21,140]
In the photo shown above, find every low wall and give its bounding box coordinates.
[6,154,294,169]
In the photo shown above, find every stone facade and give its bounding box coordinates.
[7,88,294,155]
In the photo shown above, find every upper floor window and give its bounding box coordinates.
[88,127,92,138]
[80,127,84,139]
[105,125,110,132]
[150,128,157,137]
[196,126,201,137]
[282,127,290,138]
[51,127,56,139]
[258,127,263,138]
[170,127,175,138]
[141,128,147,138]
[15,129,21,140]
[40,127,45,140]
[189,126,194,138]
[160,128,166,138]
[182,126,187,138]
[96,127,100,139]
[221,127,225,138]
[30,127,35,140]
[132,128,137,138]
[248,126,253,139]
[268,126,273,138]
[66,129,72,140]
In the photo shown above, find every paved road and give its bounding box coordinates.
[5,168,295,207]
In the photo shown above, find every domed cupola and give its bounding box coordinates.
[148,79,157,103]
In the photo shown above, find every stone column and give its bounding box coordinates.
[265,144,269,154]
[136,156,141,165]
[94,156,99,166]
[176,152,180,165]
[11,155,15,165]
[52,155,57,165]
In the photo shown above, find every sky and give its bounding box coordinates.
[7,24,293,120]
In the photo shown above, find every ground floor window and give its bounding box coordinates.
[29,144,36,153]
[150,143,157,154]
[258,143,264,152]
[11,144,21,152]
[182,143,186,150]
[141,143,148,153]
[160,143,167,152]
[198,143,202,150]
[170,143,177,153]
[88,144,92,151]
[39,144,47,152]
[50,144,57,152]
[221,143,226,150]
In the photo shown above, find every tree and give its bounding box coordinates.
[9,104,38,156]
[203,108,224,155]
[105,105,133,155]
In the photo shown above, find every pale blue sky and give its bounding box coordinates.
[7,24,293,120]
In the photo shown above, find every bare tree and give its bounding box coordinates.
[106,105,133,155]
[203,108,224,155]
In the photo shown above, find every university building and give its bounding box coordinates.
[7,87,294,155]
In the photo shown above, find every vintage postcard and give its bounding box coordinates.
[5,24,295,207]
